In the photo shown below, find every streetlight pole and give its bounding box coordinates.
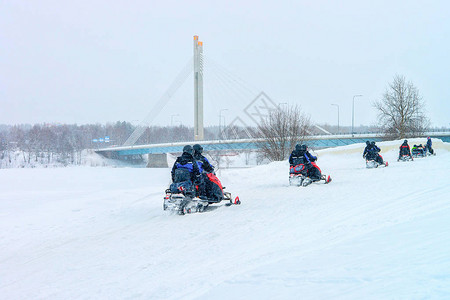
[331,104,339,134]
[219,109,228,140]
[352,95,362,137]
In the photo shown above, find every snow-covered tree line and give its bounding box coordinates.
[0,122,195,168]
[0,122,262,168]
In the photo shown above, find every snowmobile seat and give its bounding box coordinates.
[169,181,194,197]
[290,164,307,175]
[204,173,225,203]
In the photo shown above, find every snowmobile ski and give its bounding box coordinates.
[366,159,388,169]
[163,189,239,215]
[289,174,331,187]
[398,155,413,162]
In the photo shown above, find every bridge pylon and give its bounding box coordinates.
[193,35,204,141]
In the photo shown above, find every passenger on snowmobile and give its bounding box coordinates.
[398,140,413,161]
[425,137,434,155]
[193,144,218,200]
[365,141,384,165]
[289,144,321,181]
[193,144,214,173]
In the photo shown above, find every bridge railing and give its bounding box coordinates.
[96,131,450,156]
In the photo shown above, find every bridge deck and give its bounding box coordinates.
[96,132,450,157]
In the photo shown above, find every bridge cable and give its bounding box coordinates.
[203,60,251,139]
[203,57,263,139]
[203,58,258,114]
[123,57,194,146]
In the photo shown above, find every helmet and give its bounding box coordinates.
[427,136,431,139]
[193,144,203,154]
[182,145,193,155]
[404,140,408,144]
[300,144,307,151]
[413,144,417,147]
[295,144,301,151]
[371,141,376,145]
[366,141,370,146]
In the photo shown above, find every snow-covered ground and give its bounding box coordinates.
[1,139,449,299]
[0,149,143,169]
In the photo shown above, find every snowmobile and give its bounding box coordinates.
[163,172,239,215]
[397,154,413,162]
[365,158,388,168]
[365,152,388,168]
[289,163,331,187]
[411,145,426,158]
[425,149,436,157]
[364,150,388,168]
[412,150,425,158]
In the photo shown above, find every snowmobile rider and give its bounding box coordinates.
[398,140,413,160]
[171,145,201,184]
[425,137,434,155]
[193,144,214,174]
[363,141,372,158]
[192,144,215,199]
[289,144,321,181]
[416,144,425,155]
[364,141,384,165]
[412,144,422,156]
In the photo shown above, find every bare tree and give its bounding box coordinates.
[257,105,312,161]
[374,75,429,139]
[207,150,224,171]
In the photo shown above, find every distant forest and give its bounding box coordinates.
[0,122,258,166]
[0,122,195,155]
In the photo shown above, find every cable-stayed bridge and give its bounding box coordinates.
[95,36,449,164]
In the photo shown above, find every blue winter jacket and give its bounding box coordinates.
[171,152,200,182]
[193,153,214,173]
[289,150,316,166]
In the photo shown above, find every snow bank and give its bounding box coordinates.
[0,149,143,169]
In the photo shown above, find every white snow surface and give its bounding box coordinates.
[1,139,450,299]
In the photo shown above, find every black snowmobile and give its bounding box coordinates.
[365,151,388,168]
[163,170,239,215]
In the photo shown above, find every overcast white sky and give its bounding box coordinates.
[1,0,449,127]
